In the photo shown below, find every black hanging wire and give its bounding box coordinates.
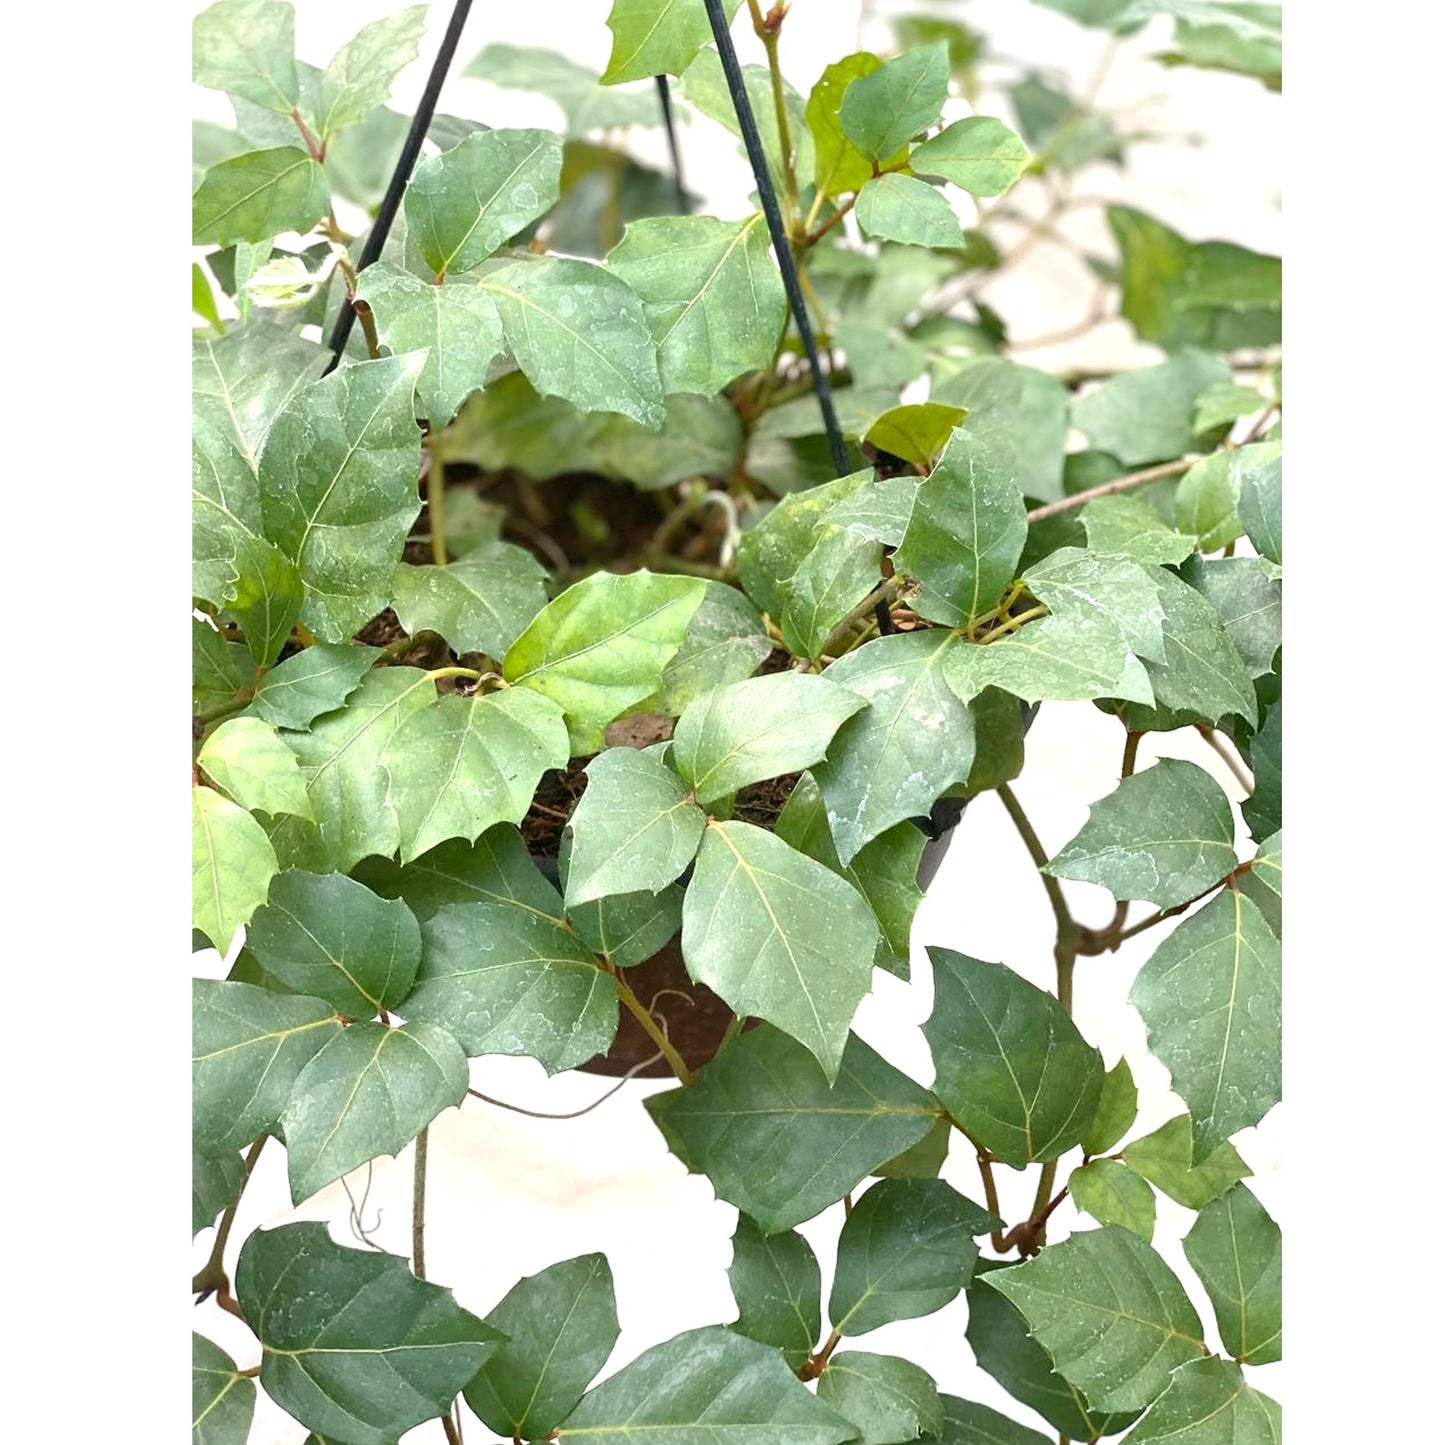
[697,1,897,639]
[324,0,475,374]
[653,75,689,214]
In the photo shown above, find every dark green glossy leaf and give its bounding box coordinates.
[817,1352,942,1445]
[193,786,280,954]
[316,6,428,140]
[465,1253,620,1440]
[280,1020,468,1202]
[503,570,706,752]
[1131,890,1281,1160]
[1045,758,1237,907]
[672,673,866,807]
[1182,1183,1282,1365]
[602,0,744,83]
[1068,1159,1156,1240]
[1073,352,1231,466]
[555,1326,855,1444]
[925,948,1104,1168]
[257,353,425,642]
[194,619,251,712]
[403,901,615,1071]
[729,1213,822,1371]
[565,883,683,968]
[479,257,665,429]
[646,1024,938,1233]
[1241,699,1280,839]
[910,117,1029,196]
[193,0,297,112]
[894,428,1027,626]
[829,1178,995,1336]
[983,1226,1208,1413]
[245,870,421,1015]
[193,1150,245,1238]
[1178,554,1280,679]
[390,543,548,658]
[1239,830,1281,936]
[1121,1114,1251,1209]
[813,631,975,866]
[856,174,966,250]
[192,1332,255,1445]
[609,214,786,394]
[199,717,313,819]
[236,1222,502,1445]
[934,1395,1052,1445]
[839,43,950,160]
[682,822,878,1078]
[192,979,340,1154]
[1082,1056,1137,1156]
[564,747,706,905]
[193,146,329,246]
[1121,1357,1281,1444]
[873,1118,951,1178]
[405,129,563,277]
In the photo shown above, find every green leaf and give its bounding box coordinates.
[1241,700,1280,839]
[405,128,563,277]
[1082,1056,1137,1156]
[356,261,506,426]
[830,1178,994,1336]
[281,1020,467,1201]
[729,1213,822,1371]
[193,786,280,954]
[193,146,329,246]
[236,1222,502,1445]
[390,547,547,662]
[1121,1114,1251,1209]
[1108,206,1281,352]
[316,6,428,140]
[910,117,1029,197]
[894,429,1027,626]
[1081,494,1196,566]
[646,1024,938,1232]
[192,1333,255,1445]
[683,822,879,1078]
[563,748,706,906]
[1069,1159,1156,1241]
[383,688,569,863]
[602,0,743,83]
[465,1253,620,1439]
[198,717,312,821]
[279,667,437,872]
[779,526,885,660]
[1193,382,1267,433]
[966,1264,1140,1441]
[1023,547,1166,663]
[649,581,773,714]
[982,1226,1208,1414]
[1239,830,1281,936]
[672,673,866,807]
[1178,555,1280,679]
[839,43,950,160]
[1174,452,1243,552]
[812,631,975,866]
[774,774,926,979]
[226,535,305,668]
[192,979,340,1153]
[931,359,1069,504]
[193,0,297,113]
[1237,441,1282,563]
[1183,1184,1282,1367]
[1120,1357,1281,1444]
[856,174,966,250]
[555,1326,855,1444]
[467,43,658,136]
[961,687,1026,796]
[193,1149,246,1237]
[245,870,421,1016]
[249,644,378,729]
[402,902,616,1071]
[479,257,665,428]
[934,1396,1052,1445]
[1045,759,1237,908]
[864,403,965,469]
[1126,568,1258,728]
[194,619,251,712]
[503,570,706,752]
[817,1352,943,1445]
[873,1118,951,1178]
[608,214,786,394]
[1131,890,1281,1159]
[566,883,683,969]
[1072,352,1231,466]
[923,948,1104,1168]
[257,353,425,643]
[809,54,892,199]
[194,261,225,333]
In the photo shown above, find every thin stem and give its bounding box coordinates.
[996,784,1074,941]
[426,666,484,683]
[1195,724,1253,791]
[818,578,902,658]
[610,967,695,1084]
[980,604,1048,643]
[715,1013,747,1058]
[193,1137,267,1299]
[427,434,448,567]
[353,297,381,359]
[1026,458,1196,523]
[1121,729,1141,780]
[799,1327,843,1381]
[970,1140,1008,1252]
[746,0,799,224]
[466,1051,665,1119]
[441,1409,463,1445]
[412,1126,430,1280]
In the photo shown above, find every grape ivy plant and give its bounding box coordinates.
[192,2,1282,1443]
